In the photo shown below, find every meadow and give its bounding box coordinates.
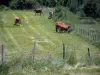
[0,9,100,75]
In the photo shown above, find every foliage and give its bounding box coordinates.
[9,0,39,9]
[53,6,68,21]
[0,5,10,11]
[67,50,77,65]
[1,0,100,17]
[83,0,100,18]
[9,0,17,9]
[0,64,9,75]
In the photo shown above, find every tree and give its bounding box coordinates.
[9,0,38,9]
[83,0,100,18]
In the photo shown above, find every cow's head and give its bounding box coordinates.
[68,25,71,28]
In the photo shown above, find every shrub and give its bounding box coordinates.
[53,6,68,21]
[0,64,9,75]
[9,0,40,10]
[0,5,10,11]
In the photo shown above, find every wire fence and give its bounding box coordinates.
[1,42,100,66]
[73,24,100,43]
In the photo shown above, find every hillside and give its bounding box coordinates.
[0,10,100,75]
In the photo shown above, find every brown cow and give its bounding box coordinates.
[56,22,71,33]
[34,8,43,16]
[14,17,21,25]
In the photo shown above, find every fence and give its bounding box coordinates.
[1,42,98,65]
[73,24,100,42]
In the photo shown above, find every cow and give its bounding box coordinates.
[56,22,71,33]
[48,11,53,19]
[34,8,43,16]
[14,17,21,25]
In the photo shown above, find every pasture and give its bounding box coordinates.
[0,10,100,75]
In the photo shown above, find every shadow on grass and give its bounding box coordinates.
[0,24,23,28]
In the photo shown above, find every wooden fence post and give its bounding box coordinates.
[80,28,82,34]
[73,24,75,32]
[63,43,66,59]
[97,35,99,42]
[78,28,80,34]
[83,29,85,36]
[88,32,90,39]
[79,28,81,34]
[88,48,90,58]
[95,35,97,42]
[82,29,83,36]
[93,34,95,40]
[1,44,4,64]
[33,41,37,59]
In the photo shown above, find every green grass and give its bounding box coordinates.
[0,10,100,75]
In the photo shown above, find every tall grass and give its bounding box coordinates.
[0,50,100,75]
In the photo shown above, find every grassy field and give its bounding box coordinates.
[0,10,100,75]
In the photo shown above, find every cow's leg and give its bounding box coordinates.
[61,28,64,33]
[14,20,17,25]
[19,20,21,24]
[42,12,43,15]
[14,22,16,25]
[68,28,71,34]
[65,28,68,32]
[35,12,36,16]
[40,12,41,16]
[50,14,52,19]
[62,29,64,33]
[56,26,58,32]
[17,20,20,25]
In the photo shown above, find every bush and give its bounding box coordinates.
[77,10,85,18]
[0,5,10,11]
[67,50,77,65]
[9,0,40,10]
[9,0,17,9]
[0,64,9,75]
[53,6,68,21]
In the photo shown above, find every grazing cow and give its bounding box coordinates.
[34,8,43,16]
[56,22,71,33]
[48,11,53,19]
[14,17,21,25]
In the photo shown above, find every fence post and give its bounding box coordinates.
[95,35,97,42]
[74,24,75,31]
[83,29,85,36]
[88,48,90,58]
[80,28,82,34]
[97,35,99,42]
[93,34,95,40]
[81,29,83,35]
[1,44,4,64]
[63,43,66,59]
[33,41,37,59]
